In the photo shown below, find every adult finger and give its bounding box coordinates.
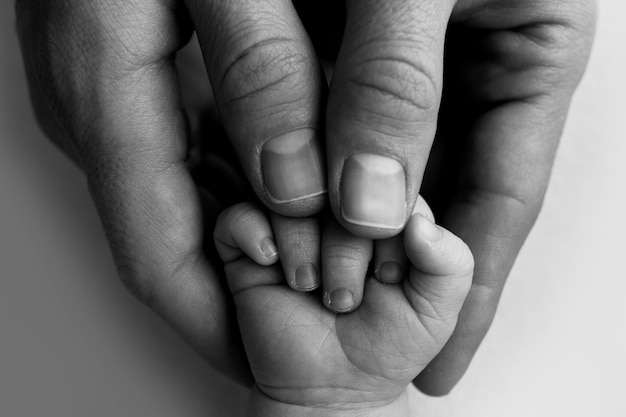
[16,0,250,383]
[270,213,321,292]
[321,215,373,313]
[415,1,597,395]
[326,0,455,239]
[186,0,327,217]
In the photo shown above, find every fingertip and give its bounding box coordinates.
[294,263,320,292]
[337,220,404,240]
[264,192,328,218]
[336,153,407,240]
[259,236,279,263]
[214,202,279,265]
[192,0,329,221]
[374,261,405,284]
[323,287,357,314]
[373,235,408,284]
[321,216,373,314]
[261,129,328,208]
[413,194,435,223]
[270,214,321,291]
[414,373,456,397]
[404,214,474,279]
[408,214,444,246]
[402,214,444,273]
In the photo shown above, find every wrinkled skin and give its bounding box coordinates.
[214,205,473,414]
[16,0,596,395]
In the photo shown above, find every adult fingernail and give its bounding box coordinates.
[295,264,319,291]
[341,153,406,230]
[261,129,327,203]
[419,215,442,242]
[324,288,355,313]
[260,237,278,259]
[375,261,404,283]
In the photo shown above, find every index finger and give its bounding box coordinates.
[187,0,328,217]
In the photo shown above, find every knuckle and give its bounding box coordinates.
[220,36,313,110]
[215,202,253,232]
[281,230,319,258]
[348,54,440,118]
[323,244,368,269]
[283,227,318,246]
[228,202,262,227]
[216,202,266,243]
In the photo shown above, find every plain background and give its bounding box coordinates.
[1,1,624,416]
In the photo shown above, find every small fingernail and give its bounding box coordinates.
[375,261,404,283]
[295,264,319,291]
[341,153,406,230]
[260,237,278,259]
[419,215,442,242]
[324,288,355,313]
[261,129,327,204]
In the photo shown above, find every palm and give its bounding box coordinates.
[231,262,451,407]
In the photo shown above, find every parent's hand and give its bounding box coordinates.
[297,0,596,395]
[16,0,597,397]
[15,0,315,384]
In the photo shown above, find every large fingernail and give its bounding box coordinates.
[324,288,355,313]
[295,264,319,291]
[341,153,406,229]
[261,129,327,203]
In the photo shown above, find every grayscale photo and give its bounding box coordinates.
[1,0,623,416]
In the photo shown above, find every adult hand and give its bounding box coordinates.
[15,0,332,386]
[16,0,597,396]
[294,0,596,395]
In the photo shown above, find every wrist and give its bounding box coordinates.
[247,385,410,417]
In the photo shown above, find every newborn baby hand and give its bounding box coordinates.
[214,203,473,416]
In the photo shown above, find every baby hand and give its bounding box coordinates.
[214,203,473,416]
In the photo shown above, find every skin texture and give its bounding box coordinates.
[214,203,474,416]
[16,0,596,396]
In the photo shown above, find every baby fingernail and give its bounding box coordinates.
[325,288,355,313]
[341,153,406,230]
[419,215,442,242]
[261,129,327,204]
[295,264,319,291]
[376,261,404,283]
[260,237,278,259]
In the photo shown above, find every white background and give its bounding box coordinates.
[1,1,624,416]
